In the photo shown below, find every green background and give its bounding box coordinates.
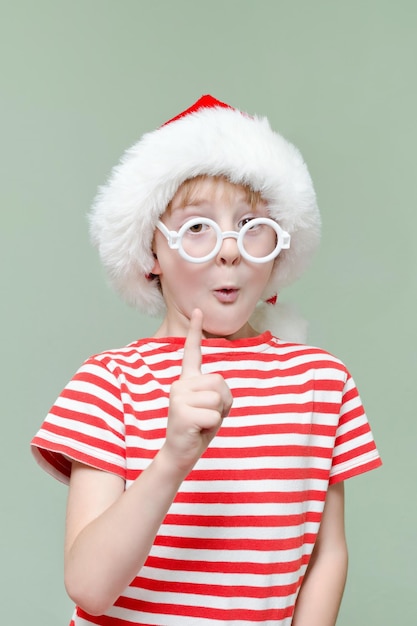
[1,1,416,623]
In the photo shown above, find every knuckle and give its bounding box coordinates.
[211,373,226,387]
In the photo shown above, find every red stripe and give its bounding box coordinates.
[132,574,302,598]
[40,419,124,454]
[120,403,344,425]
[115,596,295,621]
[72,368,121,398]
[230,378,344,397]
[173,489,325,505]
[202,444,333,459]
[126,466,330,483]
[154,533,317,552]
[330,456,382,484]
[128,443,334,461]
[124,420,338,440]
[332,442,378,466]
[341,382,360,403]
[57,390,123,423]
[335,422,371,447]
[163,511,321,528]
[338,404,365,425]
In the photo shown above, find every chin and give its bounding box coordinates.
[203,321,252,340]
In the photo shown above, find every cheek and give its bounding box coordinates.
[158,255,203,291]
[248,265,275,302]
[252,261,275,287]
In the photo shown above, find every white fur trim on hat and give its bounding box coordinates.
[89,95,321,335]
[249,300,309,344]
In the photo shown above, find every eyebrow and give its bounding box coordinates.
[170,197,212,214]
[172,193,259,210]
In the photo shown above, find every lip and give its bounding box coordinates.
[213,287,240,304]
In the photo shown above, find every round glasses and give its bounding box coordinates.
[156,217,290,264]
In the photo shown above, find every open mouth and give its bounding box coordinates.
[214,288,239,303]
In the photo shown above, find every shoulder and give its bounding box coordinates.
[268,336,349,373]
[81,337,186,383]
[87,337,182,365]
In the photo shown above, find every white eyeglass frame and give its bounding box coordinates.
[156,217,291,264]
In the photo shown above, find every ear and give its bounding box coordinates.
[150,252,162,276]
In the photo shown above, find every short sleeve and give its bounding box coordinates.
[329,373,382,484]
[31,357,127,484]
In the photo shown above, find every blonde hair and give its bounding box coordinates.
[167,175,266,213]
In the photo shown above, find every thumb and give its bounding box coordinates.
[180,309,203,379]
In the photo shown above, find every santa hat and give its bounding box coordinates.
[89,95,320,342]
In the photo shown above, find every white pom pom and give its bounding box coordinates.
[250,300,308,344]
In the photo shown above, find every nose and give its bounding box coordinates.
[216,232,241,265]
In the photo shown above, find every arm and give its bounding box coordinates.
[64,453,185,616]
[291,481,348,626]
[64,309,232,616]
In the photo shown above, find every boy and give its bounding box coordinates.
[31,95,381,626]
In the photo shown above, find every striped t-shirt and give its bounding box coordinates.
[31,331,381,626]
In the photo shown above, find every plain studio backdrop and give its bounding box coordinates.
[1,1,416,624]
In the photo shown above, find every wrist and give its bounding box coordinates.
[153,444,192,486]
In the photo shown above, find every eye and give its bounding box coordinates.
[183,220,212,236]
[188,222,205,233]
[238,217,258,230]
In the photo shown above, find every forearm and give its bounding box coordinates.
[291,544,348,626]
[65,448,187,615]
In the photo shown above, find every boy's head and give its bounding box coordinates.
[90,95,320,339]
[150,174,283,338]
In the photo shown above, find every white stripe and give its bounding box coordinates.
[150,544,311,565]
[122,584,300,611]
[178,479,327,494]
[125,454,333,472]
[169,500,324,517]
[103,605,293,626]
[159,520,320,540]
[126,432,335,450]
[333,431,374,456]
[44,413,124,443]
[331,450,380,477]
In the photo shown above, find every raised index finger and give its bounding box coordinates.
[181,309,203,379]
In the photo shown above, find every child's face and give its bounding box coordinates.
[151,177,276,339]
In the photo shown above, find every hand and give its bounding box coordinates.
[163,309,233,474]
